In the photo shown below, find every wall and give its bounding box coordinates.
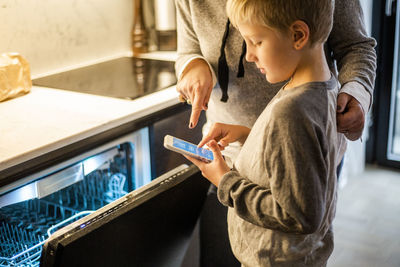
[0,0,133,78]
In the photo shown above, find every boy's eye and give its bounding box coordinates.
[254,41,262,46]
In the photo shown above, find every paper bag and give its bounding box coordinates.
[0,53,32,102]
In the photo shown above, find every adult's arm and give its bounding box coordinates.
[329,0,377,140]
[329,0,377,113]
[174,0,217,128]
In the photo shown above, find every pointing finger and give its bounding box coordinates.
[189,83,205,129]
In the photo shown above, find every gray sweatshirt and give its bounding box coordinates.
[218,77,342,266]
[175,0,377,130]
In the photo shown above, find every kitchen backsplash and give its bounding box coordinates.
[0,0,133,77]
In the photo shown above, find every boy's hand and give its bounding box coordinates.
[336,93,365,141]
[176,58,214,129]
[183,140,231,187]
[198,123,251,150]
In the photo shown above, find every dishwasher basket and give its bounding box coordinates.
[0,170,128,267]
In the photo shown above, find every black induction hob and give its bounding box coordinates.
[33,57,177,100]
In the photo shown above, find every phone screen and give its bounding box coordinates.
[172,137,214,162]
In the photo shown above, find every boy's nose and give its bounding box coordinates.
[245,49,256,63]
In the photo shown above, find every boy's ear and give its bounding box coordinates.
[290,20,310,50]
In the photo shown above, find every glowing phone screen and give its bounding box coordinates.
[172,138,214,161]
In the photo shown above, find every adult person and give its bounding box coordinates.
[175,0,376,143]
[175,0,376,265]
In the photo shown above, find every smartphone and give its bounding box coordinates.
[164,135,214,163]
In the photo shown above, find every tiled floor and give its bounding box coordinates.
[328,164,400,267]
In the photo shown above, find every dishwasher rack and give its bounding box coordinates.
[0,168,128,267]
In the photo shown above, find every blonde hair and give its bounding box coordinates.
[226,0,334,45]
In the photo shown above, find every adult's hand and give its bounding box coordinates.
[198,123,251,150]
[336,93,365,141]
[176,58,214,129]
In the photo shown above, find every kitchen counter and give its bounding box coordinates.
[0,52,181,182]
[0,85,179,174]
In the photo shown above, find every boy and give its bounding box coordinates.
[183,0,344,266]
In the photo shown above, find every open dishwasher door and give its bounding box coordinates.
[40,164,210,267]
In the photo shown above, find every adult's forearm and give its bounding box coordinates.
[329,0,377,111]
[175,0,203,76]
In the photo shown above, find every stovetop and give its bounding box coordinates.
[33,57,177,100]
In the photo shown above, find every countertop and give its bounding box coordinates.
[0,52,180,178]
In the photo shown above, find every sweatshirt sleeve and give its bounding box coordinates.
[328,0,377,111]
[217,103,330,234]
[174,0,216,86]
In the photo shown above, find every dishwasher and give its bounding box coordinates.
[0,126,209,267]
